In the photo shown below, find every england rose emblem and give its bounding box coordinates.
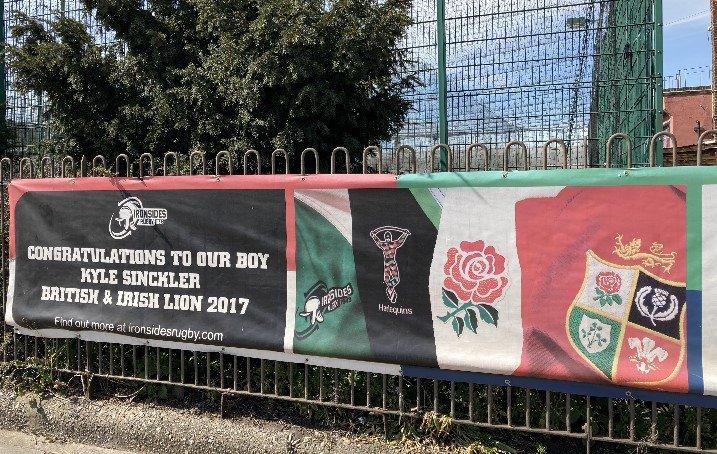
[596,271,621,293]
[438,240,508,337]
[443,240,509,304]
[594,271,623,306]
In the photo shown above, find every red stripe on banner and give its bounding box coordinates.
[7,174,395,261]
[285,188,296,271]
[8,174,397,195]
[8,181,25,260]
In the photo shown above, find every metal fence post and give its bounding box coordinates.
[653,0,664,167]
[0,0,5,155]
[436,0,448,171]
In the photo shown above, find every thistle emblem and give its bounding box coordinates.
[634,286,679,326]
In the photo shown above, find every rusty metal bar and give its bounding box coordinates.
[366,373,371,407]
[331,147,350,174]
[545,391,550,430]
[605,133,632,168]
[215,151,233,175]
[271,149,289,175]
[542,139,568,169]
[300,148,319,175]
[163,152,178,175]
[61,156,74,178]
[138,153,153,178]
[189,151,206,175]
[92,155,106,176]
[697,129,717,165]
[429,144,452,172]
[115,154,130,177]
[394,145,417,174]
[649,131,677,167]
[40,156,52,178]
[362,146,382,174]
[243,149,261,175]
[465,143,489,171]
[503,141,528,171]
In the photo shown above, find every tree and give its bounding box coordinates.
[7,0,416,171]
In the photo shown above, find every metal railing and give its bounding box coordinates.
[1,132,716,453]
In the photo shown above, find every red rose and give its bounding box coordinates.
[596,271,621,294]
[443,240,509,304]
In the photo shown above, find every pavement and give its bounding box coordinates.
[0,429,138,454]
[0,390,409,453]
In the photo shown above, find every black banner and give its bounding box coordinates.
[10,188,287,351]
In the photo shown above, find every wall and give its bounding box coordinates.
[663,88,713,147]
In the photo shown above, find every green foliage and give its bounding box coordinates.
[0,360,68,396]
[7,0,416,167]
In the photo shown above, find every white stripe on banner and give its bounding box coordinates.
[702,185,717,395]
[4,259,16,326]
[13,325,402,375]
[295,189,352,244]
[430,187,563,375]
[284,270,296,354]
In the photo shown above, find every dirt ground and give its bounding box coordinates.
[0,389,444,454]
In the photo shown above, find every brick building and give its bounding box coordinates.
[662,87,716,165]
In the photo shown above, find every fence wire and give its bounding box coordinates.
[3,0,661,168]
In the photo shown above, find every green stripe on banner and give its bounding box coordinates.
[397,167,717,188]
[687,184,701,290]
[409,188,442,229]
[685,183,703,394]
[294,199,372,360]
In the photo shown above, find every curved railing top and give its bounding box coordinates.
[4,133,714,181]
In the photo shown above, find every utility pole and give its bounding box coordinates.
[710,0,717,129]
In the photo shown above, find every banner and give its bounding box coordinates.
[5,168,717,404]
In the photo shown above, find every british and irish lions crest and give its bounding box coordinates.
[567,234,686,386]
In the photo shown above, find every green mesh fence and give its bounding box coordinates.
[2,0,662,168]
[394,0,662,169]
[591,0,660,166]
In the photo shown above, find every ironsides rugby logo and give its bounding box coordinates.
[296,281,353,339]
[109,197,168,239]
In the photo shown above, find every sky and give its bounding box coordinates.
[663,0,711,87]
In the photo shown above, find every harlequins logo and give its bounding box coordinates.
[296,281,353,339]
[109,196,167,239]
[370,226,410,304]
